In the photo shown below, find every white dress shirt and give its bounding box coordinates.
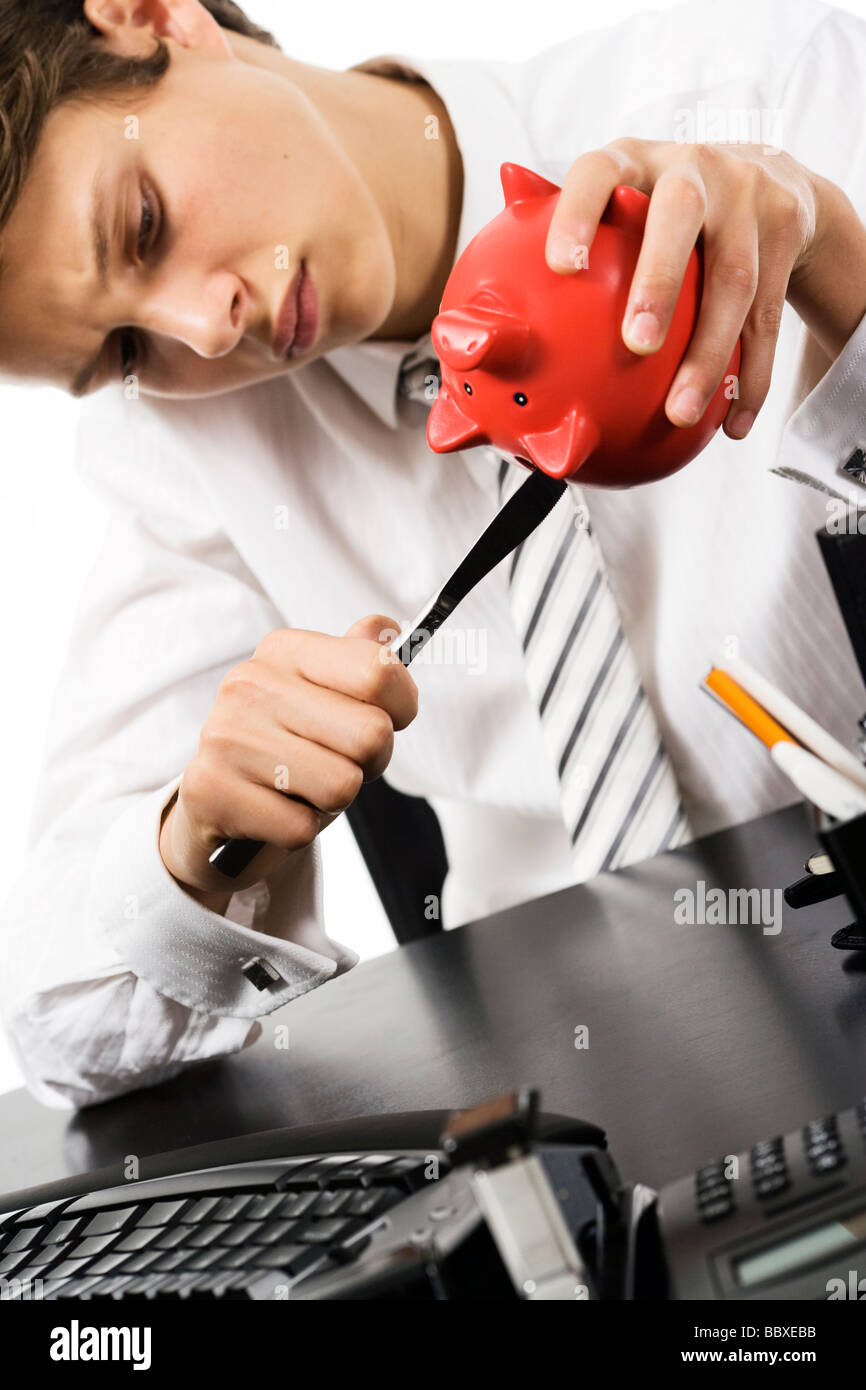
[2,0,866,1109]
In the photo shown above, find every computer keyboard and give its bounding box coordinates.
[0,1149,445,1301]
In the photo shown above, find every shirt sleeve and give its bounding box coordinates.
[517,0,866,500]
[0,388,358,1111]
[770,307,866,503]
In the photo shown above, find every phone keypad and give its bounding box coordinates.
[750,1137,790,1200]
[694,1162,736,1223]
[803,1114,846,1176]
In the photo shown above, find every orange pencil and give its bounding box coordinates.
[704,668,798,750]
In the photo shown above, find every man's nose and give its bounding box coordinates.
[142,272,251,359]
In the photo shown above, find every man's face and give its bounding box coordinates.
[0,37,396,398]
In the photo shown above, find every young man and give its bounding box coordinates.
[0,0,865,1108]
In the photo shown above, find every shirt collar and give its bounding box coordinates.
[324,51,537,430]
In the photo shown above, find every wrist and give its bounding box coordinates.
[158,794,234,916]
[788,174,866,360]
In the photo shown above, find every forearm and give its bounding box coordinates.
[788,175,866,364]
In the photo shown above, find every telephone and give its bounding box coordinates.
[294,1088,866,1300]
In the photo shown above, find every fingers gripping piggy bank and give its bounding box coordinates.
[427,163,741,487]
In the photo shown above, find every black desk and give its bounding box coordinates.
[2,802,865,1206]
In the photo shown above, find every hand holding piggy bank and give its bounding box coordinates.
[427,163,741,487]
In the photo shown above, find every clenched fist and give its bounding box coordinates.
[159,614,417,904]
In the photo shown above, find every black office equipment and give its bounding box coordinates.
[2,1088,864,1300]
[784,525,866,951]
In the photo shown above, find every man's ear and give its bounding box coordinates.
[82,0,234,59]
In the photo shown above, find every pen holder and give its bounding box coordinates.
[785,809,866,950]
[784,523,866,951]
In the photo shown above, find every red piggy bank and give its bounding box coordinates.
[427,163,741,486]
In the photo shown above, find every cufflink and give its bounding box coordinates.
[842,448,866,488]
[241,956,284,991]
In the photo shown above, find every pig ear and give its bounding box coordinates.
[426,385,486,453]
[500,162,561,207]
[432,307,529,372]
[519,409,600,480]
[603,184,650,234]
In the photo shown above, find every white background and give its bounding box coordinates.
[1,0,864,1101]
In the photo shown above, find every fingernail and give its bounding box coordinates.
[624,310,661,351]
[728,410,755,439]
[669,386,705,426]
[547,234,585,271]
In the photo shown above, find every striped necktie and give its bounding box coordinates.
[397,334,690,876]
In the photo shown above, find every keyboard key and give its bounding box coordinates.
[185,1248,225,1271]
[70,1234,120,1260]
[187,1223,226,1249]
[4,1227,42,1253]
[216,1221,263,1248]
[312,1190,351,1218]
[114,1228,162,1253]
[217,1248,258,1269]
[26,1244,69,1268]
[253,1244,327,1278]
[136,1200,190,1228]
[40,1278,76,1299]
[253,1220,299,1247]
[294,1217,363,1246]
[329,1232,373,1266]
[211,1195,256,1223]
[154,1227,189,1249]
[49,1257,94,1280]
[277,1163,344,1191]
[41,1219,85,1246]
[277,1192,318,1219]
[152,1251,192,1272]
[82,1207,139,1237]
[244,1194,287,1222]
[12,1199,69,1225]
[323,1165,378,1190]
[87,1253,131,1276]
[0,1251,32,1275]
[179,1198,223,1225]
[345,1187,402,1218]
[119,1251,163,1274]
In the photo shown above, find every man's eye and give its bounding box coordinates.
[136,189,157,259]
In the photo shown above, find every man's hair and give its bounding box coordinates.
[0,1,277,238]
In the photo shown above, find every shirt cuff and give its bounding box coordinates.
[771,308,866,502]
[88,779,357,1019]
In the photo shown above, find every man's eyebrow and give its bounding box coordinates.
[69,171,111,397]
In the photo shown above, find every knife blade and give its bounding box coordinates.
[209,468,567,879]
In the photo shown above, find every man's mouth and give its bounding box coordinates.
[272,261,319,360]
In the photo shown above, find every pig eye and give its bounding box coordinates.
[463,381,473,395]
[513,392,528,406]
